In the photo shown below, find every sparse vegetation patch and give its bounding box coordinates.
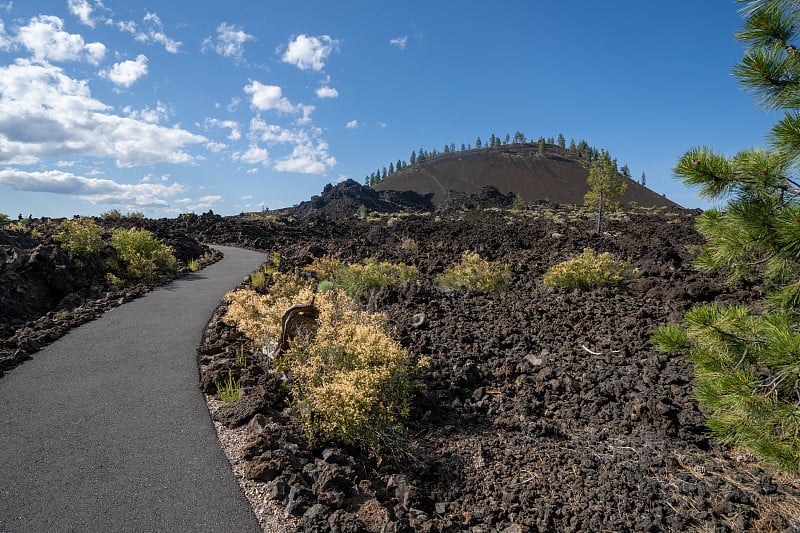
[436,251,511,292]
[543,248,634,290]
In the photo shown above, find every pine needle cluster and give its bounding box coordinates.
[654,0,800,474]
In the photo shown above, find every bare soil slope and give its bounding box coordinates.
[374,144,678,208]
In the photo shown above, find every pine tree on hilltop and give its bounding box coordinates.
[653,0,800,474]
[584,150,627,233]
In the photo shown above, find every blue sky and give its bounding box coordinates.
[0,1,780,218]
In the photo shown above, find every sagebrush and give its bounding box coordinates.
[436,251,511,292]
[223,267,422,450]
[543,248,634,289]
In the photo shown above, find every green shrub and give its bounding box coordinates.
[0,213,9,224]
[188,258,200,272]
[55,217,103,256]
[250,270,266,288]
[543,248,633,289]
[110,227,177,281]
[315,257,419,301]
[436,251,511,292]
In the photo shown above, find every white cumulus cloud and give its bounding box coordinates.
[100,54,148,88]
[0,168,186,208]
[346,120,358,129]
[274,140,335,174]
[280,34,339,72]
[202,22,253,63]
[68,0,95,27]
[0,60,206,167]
[316,86,338,99]
[16,15,106,64]
[244,81,298,114]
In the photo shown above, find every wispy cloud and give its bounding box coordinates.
[346,120,358,129]
[232,144,269,165]
[280,34,339,72]
[202,22,254,63]
[248,118,335,175]
[203,117,241,140]
[123,101,172,124]
[390,36,408,50]
[135,12,181,54]
[67,0,95,27]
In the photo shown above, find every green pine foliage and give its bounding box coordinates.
[584,150,628,232]
[653,0,800,474]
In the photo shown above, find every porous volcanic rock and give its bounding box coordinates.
[198,205,799,532]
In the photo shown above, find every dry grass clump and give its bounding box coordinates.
[223,267,422,450]
[223,272,315,342]
[283,289,422,448]
[436,251,511,292]
[543,248,634,290]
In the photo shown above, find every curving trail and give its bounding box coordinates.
[0,246,265,533]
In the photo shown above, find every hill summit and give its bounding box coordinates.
[373,142,678,208]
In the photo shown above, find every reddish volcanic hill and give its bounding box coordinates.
[374,143,679,208]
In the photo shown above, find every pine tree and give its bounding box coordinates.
[538,137,546,157]
[388,162,394,174]
[568,139,577,154]
[410,151,416,165]
[461,143,466,152]
[513,131,526,144]
[584,150,627,233]
[652,0,800,474]
[504,133,511,145]
[475,137,482,149]
[557,133,566,150]
[620,164,631,178]
[490,133,496,148]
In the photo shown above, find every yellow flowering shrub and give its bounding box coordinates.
[223,272,315,342]
[222,270,422,450]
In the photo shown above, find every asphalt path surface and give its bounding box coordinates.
[0,246,266,532]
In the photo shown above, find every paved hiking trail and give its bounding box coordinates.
[0,246,266,533]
